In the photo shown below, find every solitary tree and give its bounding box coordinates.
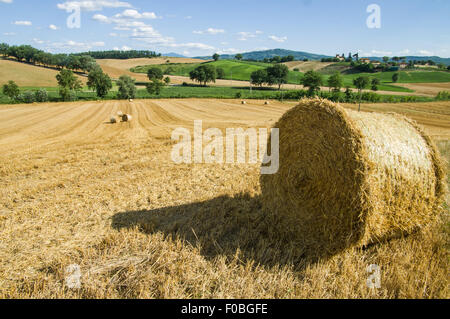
[2,80,20,100]
[56,69,82,101]
[353,76,370,111]
[146,79,165,96]
[212,53,220,61]
[371,78,380,91]
[327,72,343,92]
[189,65,216,86]
[164,76,171,85]
[216,67,225,79]
[392,73,399,83]
[87,68,112,98]
[266,64,289,90]
[300,70,324,96]
[117,75,136,99]
[235,54,243,61]
[147,67,164,81]
[250,69,268,87]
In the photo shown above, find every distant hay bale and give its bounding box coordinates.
[261,98,446,257]
[122,114,132,122]
[129,99,134,102]
[241,101,247,105]
[264,101,270,105]
[110,117,117,124]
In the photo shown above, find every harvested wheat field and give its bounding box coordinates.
[97,57,204,81]
[0,59,86,87]
[0,99,448,299]
[283,61,334,72]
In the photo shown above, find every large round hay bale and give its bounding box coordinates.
[261,98,446,257]
[122,114,132,122]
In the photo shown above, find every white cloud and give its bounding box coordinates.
[418,50,434,56]
[3,32,16,36]
[268,35,287,43]
[0,0,13,3]
[237,31,262,41]
[46,40,105,51]
[33,38,45,44]
[398,49,410,55]
[49,24,59,30]
[163,42,215,51]
[57,0,131,12]
[114,9,158,19]
[193,28,225,35]
[13,20,32,26]
[113,45,132,51]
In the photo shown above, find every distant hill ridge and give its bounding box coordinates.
[191,48,450,65]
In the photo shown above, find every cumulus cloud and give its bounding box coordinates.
[237,31,262,41]
[418,50,434,56]
[268,35,287,43]
[46,40,105,52]
[13,20,32,26]
[114,9,158,19]
[57,0,131,12]
[193,28,225,35]
[49,24,59,30]
[0,0,13,3]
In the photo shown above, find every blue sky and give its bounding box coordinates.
[0,0,449,57]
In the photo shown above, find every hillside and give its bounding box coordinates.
[368,56,450,65]
[195,49,331,61]
[0,59,86,87]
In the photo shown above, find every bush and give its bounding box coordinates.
[436,91,450,101]
[19,91,35,103]
[34,89,48,102]
[235,92,242,98]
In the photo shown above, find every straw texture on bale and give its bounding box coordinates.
[261,98,446,257]
[122,114,132,122]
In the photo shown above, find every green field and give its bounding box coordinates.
[130,60,450,93]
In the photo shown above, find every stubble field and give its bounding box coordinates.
[0,99,448,298]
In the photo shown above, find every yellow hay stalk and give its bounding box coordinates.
[260,98,447,257]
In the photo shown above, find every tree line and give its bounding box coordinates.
[75,50,160,60]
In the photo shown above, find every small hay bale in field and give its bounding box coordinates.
[122,114,133,122]
[129,99,134,102]
[264,101,270,105]
[110,117,117,124]
[117,111,124,118]
[241,101,247,105]
[260,98,446,257]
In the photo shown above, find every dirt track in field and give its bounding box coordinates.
[0,99,448,298]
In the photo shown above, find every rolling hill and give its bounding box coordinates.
[195,49,331,61]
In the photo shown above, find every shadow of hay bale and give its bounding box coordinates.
[111,193,325,269]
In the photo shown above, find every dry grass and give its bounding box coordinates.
[0,99,448,299]
[0,59,86,87]
[393,82,450,96]
[283,61,334,72]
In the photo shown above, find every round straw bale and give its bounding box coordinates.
[110,117,117,124]
[241,101,247,105]
[260,98,446,257]
[264,101,270,105]
[122,114,132,122]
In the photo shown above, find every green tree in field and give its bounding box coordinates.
[353,76,370,111]
[0,43,9,57]
[146,79,165,96]
[56,69,82,101]
[266,64,289,90]
[147,67,164,81]
[250,69,268,87]
[2,80,20,100]
[327,72,343,92]
[235,54,243,61]
[87,67,113,98]
[371,78,380,91]
[212,53,220,61]
[189,65,216,86]
[300,70,324,96]
[392,73,399,83]
[117,75,136,100]
[164,76,171,85]
[216,67,225,79]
